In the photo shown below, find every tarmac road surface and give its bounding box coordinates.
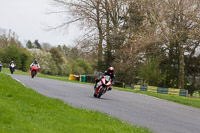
[10,74,200,133]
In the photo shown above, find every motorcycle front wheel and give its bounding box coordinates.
[97,87,105,98]
[93,92,97,97]
[32,71,35,78]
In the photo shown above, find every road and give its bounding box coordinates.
[10,74,200,133]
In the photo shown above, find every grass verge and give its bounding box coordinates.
[0,73,151,133]
[114,87,200,109]
[1,68,79,83]
[2,68,200,109]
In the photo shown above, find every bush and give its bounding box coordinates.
[76,58,93,74]
[0,45,33,71]
[29,49,72,76]
[58,61,72,76]
[139,57,165,86]
[29,49,57,75]
[29,49,93,76]
[69,58,93,75]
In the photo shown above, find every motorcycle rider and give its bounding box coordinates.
[94,67,115,91]
[9,61,16,73]
[30,59,40,69]
[0,61,2,72]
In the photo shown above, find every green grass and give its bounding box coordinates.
[114,87,200,109]
[193,91,200,98]
[2,68,200,109]
[0,73,151,133]
[1,68,79,83]
[1,68,30,75]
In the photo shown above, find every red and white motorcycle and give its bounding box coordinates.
[94,75,112,98]
[31,64,39,78]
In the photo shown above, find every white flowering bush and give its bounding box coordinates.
[59,60,72,76]
[28,49,57,75]
[28,49,72,76]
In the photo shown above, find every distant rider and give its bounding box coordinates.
[0,61,2,72]
[30,59,40,69]
[9,61,16,69]
[94,67,115,91]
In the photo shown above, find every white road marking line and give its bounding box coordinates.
[10,75,26,87]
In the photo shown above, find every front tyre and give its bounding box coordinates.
[93,92,97,97]
[32,71,35,78]
[11,70,13,74]
[97,87,104,98]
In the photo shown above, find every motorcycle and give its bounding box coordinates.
[31,64,38,78]
[94,75,112,98]
[0,67,1,72]
[9,63,15,74]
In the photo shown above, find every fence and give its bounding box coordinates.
[69,74,188,97]
[69,74,125,88]
[131,84,188,97]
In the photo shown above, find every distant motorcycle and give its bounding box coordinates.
[31,64,38,78]
[9,63,15,74]
[0,64,2,72]
[94,75,112,98]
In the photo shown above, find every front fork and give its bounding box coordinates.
[96,85,107,95]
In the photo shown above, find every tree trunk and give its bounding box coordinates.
[178,43,184,89]
[96,0,103,71]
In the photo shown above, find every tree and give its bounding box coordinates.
[50,0,200,90]
[26,40,34,49]
[20,50,33,71]
[34,40,42,49]
[0,28,22,48]
[139,57,165,86]
[76,58,93,74]
[49,47,64,65]
[42,42,51,51]
[51,0,107,71]
[185,55,200,96]
[144,0,200,89]
[0,45,33,71]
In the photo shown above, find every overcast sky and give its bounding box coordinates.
[0,0,81,47]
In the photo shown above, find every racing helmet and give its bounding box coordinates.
[34,59,38,64]
[108,67,114,75]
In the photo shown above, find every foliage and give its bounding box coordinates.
[41,42,51,51]
[58,62,72,76]
[139,57,165,86]
[76,58,92,74]
[29,48,73,76]
[26,40,34,49]
[29,49,58,75]
[0,28,21,48]
[50,47,73,76]
[57,45,80,60]
[51,0,200,93]
[20,50,33,71]
[71,62,85,75]
[69,58,93,75]
[184,55,200,95]
[50,47,64,64]
[0,45,33,71]
[34,40,42,49]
